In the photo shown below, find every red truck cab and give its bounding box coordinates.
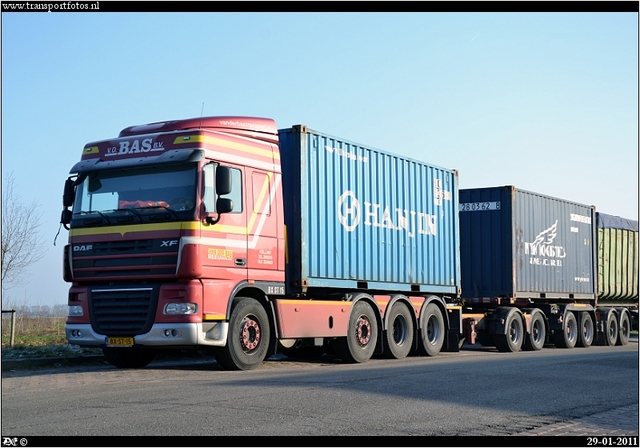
[63,117,285,368]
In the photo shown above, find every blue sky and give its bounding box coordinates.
[1,11,638,308]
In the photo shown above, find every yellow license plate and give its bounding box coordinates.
[106,337,134,347]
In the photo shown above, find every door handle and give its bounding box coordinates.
[235,258,247,266]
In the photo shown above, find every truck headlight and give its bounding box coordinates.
[163,302,198,315]
[68,305,84,317]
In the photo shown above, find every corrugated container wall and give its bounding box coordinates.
[459,186,596,301]
[596,212,639,306]
[278,125,460,297]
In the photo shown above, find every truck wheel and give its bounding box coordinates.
[576,312,594,348]
[604,311,619,346]
[523,311,545,351]
[495,310,524,352]
[553,311,578,348]
[335,300,378,363]
[102,347,156,369]
[420,302,445,356]
[215,297,270,371]
[383,302,414,359]
[617,312,630,346]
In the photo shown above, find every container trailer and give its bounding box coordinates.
[61,116,462,370]
[458,186,638,352]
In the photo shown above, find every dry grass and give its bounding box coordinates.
[1,314,103,359]
[1,315,68,348]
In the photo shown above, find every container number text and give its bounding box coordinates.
[459,201,501,212]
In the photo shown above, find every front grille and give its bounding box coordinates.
[89,286,158,335]
[72,239,179,280]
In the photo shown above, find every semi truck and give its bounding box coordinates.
[60,115,638,370]
[61,116,463,370]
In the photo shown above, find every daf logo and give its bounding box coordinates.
[161,240,178,247]
[73,244,93,252]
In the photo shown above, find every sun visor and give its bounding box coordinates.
[69,149,204,174]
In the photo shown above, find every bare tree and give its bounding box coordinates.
[1,173,46,299]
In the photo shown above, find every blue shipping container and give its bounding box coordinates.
[279,125,460,296]
[459,186,597,301]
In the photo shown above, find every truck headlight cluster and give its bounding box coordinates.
[68,305,84,317]
[163,302,198,315]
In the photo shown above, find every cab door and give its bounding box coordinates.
[202,162,248,282]
[246,169,282,282]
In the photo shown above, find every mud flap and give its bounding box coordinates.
[443,305,463,352]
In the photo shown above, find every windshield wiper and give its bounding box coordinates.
[77,210,111,225]
[145,205,181,221]
[113,208,144,222]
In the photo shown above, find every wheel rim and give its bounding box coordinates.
[566,318,577,343]
[355,315,372,347]
[531,318,543,345]
[583,318,593,341]
[608,317,618,341]
[393,315,408,346]
[239,316,261,353]
[426,315,441,345]
[509,318,522,344]
[620,317,629,338]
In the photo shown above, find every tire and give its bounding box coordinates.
[495,310,524,352]
[553,311,578,348]
[523,311,546,351]
[419,302,445,356]
[102,347,156,369]
[617,312,630,346]
[334,300,378,363]
[576,312,594,348]
[604,310,619,346]
[383,302,414,359]
[214,297,270,371]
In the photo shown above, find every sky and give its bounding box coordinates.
[1,8,638,308]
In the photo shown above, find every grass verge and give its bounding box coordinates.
[2,344,102,360]
[1,316,101,359]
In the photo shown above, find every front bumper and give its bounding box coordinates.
[66,322,229,348]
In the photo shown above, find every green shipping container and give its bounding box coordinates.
[596,212,639,306]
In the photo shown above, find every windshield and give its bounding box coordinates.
[72,163,197,226]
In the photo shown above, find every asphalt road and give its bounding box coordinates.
[1,342,638,441]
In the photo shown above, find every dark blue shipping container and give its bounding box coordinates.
[278,125,460,296]
[459,186,597,301]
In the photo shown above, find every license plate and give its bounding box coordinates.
[106,337,134,347]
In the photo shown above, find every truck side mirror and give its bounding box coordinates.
[60,208,72,226]
[63,178,76,207]
[216,166,232,196]
[216,198,233,214]
[205,199,234,225]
